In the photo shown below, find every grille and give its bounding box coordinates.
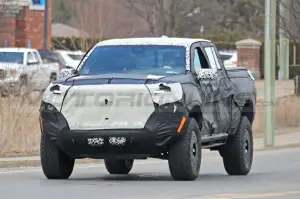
[0,69,6,79]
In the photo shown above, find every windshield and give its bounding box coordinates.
[67,54,84,60]
[39,51,65,64]
[0,52,23,64]
[79,45,186,76]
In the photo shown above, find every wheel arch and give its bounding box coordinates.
[241,100,255,125]
[188,105,203,130]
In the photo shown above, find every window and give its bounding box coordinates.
[27,52,35,65]
[211,47,221,69]
[32,52,41,64]
[79,45,186,76]
[193,49,201,73]
[204,47,218,69]
[0,52,23,64]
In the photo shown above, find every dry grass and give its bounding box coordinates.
[0,94,41,156]
[253,95,300,134]
[1,93,300,156]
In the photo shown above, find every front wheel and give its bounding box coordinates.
[168,118,201,181]
[104,159,134,174]
[219,116,253,175]
[40,133,75,179]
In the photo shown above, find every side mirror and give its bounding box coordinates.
[59,68,77,79]
[197,69,217,80]
[27,58,38,65]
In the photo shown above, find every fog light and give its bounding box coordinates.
[109,137,126,146]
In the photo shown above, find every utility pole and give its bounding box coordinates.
[264,0,276,147]
[43,0,48,49]
[279,0,290,80]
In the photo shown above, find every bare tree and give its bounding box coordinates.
[278,0,300,42]
[126,0,162,36]
[126,0,203,37]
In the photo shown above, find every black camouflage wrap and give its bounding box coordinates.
[40,38,256,157]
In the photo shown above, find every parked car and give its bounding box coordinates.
[55,50,85,69]
[219,51,238,68]
[0,48,60,96]
[38,49,67,70]
[40,37,256,181]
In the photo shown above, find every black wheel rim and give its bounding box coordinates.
[243,129,252,166]
[192,143,197,157]
[190,131,199,171]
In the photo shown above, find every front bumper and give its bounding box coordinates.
[39,101,189,159]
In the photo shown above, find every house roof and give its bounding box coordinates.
[52,23,89,38]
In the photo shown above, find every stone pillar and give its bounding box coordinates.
[235,38,262,79]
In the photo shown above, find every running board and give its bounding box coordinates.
[201,133,228,149]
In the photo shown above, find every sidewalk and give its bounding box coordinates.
[0,131,300,162]
[254,131,300,150]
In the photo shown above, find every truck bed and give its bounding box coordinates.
[225,67,257,107]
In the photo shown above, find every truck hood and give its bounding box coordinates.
[43,73,183,130]
[60,73,168,85]
[0,62,22,70]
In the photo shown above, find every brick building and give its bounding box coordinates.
[0,0,52,49]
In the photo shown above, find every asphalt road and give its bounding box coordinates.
[0,148,299,199]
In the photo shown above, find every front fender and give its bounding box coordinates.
[42,81,73,112]
[145,82,183,106]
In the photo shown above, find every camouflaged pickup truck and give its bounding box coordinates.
[39,37,256,181]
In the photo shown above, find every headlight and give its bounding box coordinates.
[40,102,58,113]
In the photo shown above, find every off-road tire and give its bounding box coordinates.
[104,159,134,174]
[219,116,253,175]
[168,118,201,181]
[40,133,75,179]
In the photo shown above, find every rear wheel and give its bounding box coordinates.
[168,118,201,181]
[40,133,75,179]
[104,159,134,174]
[219,116,253,175]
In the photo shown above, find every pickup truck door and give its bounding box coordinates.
[194,42,235,135]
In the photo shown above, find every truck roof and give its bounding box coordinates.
[96,37,212,47]
[0,47,37,53]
